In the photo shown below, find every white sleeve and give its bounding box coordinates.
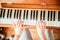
[36,27,44,40]
[14,26,21,35]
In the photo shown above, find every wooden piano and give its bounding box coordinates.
[0,0,60,40]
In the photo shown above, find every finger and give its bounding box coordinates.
[19,20,24,25]
[13,23,16,26]
[42,22,46,29]
[38,21,43,29]
[39,21,46,29]
[17,20,23,27]
[17,20,21,26]
[40,22,43,29]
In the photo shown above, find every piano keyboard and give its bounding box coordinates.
[0,8,60,27]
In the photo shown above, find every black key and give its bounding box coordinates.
[43,11,45,20]
[30,10,33,19]
[36,10,38,20]
[40,11,42,20]
[54,11,55,21]
[7,9,10,18]
[0,9,3,18]
[15,10,18,19]
[14,10,16,18]
[0,9,2,17]
[26,10,28,19]
[19,10,22,19]
[33,10,35,20]
[58,11,60,21]
[48,11,49,21]
[23,10,26,19]
[10,9,12,18]
[51,11,52,21]
[51,11,55,21]
[3,9,5,18]
[17,10,19,19]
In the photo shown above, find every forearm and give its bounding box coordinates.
[14,30,23,40]
[36,27,47,40]
[14,35,20,40]
[13,20,24,40]
[42,32,47,40]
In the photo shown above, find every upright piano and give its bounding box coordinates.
[0,0,60,29]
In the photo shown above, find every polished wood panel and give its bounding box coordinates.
[1,0,60,9]
[3,26,60,40]
[0,0,60,4]
[1,3,60,10]
[0,24,60,30]
[54,29,60,40]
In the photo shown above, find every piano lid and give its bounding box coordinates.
[0,0,60,4]
[0,0,60,9]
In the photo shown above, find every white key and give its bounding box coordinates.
[55,11,58,26]
[55,11,58,21]
[11,9,14,19]
[45,10,49,26]
[21,10,24,20]
[28,10,31,20]
[45,10,48,21]
[5,9,7,18]
[37,10,41,21]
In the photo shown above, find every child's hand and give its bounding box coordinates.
[37,21,46,33]
[14,20,24,35]
[36,21,47,40]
